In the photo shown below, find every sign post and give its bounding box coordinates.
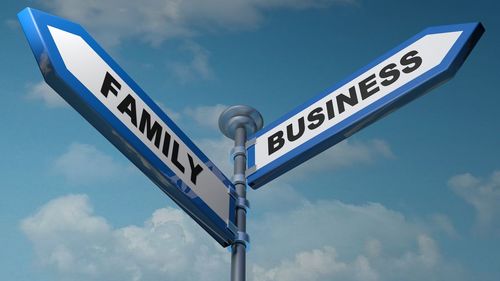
[245,23,484,189]
[219,106,263,281]
[19,6,484,281]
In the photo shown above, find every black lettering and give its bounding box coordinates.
[286,117,305,142]
[171,140,185,173]
[268,131,285,155]
[359,74,380,100]
[162,131,171,158]
[379,63,400,87]
[307,107,325,130]
[326,99,335,120]
[336,86,358,114]
[401,50,422,74]
[117,94,137,127]
[100,72,121,97]
[187,154,203,185]
[139,109,163,148]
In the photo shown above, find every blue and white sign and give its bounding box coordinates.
[18,7,236,247]
[246,23,484,189]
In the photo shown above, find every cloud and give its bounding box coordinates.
[53,143,133,185]
[249,200,423,266]
[169,42,214,83]
[39,0,357,46]
[21,194,228,281]
[155,101,182,122]
[22,192,466,281]
[249,201,465,281]
[183,104,228,131]
[280,138,395,181]
[431,214,458,238]
[252,246,370,281]
[25,81,68,108]
[448,170,500,234]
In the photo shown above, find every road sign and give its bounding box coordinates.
[18,7,237,247]
[246,23,484,189]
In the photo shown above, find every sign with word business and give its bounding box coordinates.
[246,23,484,189]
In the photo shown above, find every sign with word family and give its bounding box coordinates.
[246,23,484,189]
[18,8,237,247]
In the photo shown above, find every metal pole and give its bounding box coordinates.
[219,105,263,281]
[232,126,247,281]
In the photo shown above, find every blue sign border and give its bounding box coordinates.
[18,7,237,247]
[247,22,484,189]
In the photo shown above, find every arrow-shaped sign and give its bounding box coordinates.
[18,7,237,247]
[246,23,484,189]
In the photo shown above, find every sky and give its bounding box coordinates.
[1,0,499,280]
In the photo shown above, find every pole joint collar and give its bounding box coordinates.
[232,173,246,185]
[236,197,250,211]
[234,231,250,248]
[231,145,246,160]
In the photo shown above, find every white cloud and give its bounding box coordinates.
[21,194,228,281]
[247,198,466,281]
[252,246,356,281]
[448,170,500,234]
[252,247,382,281]
[53,143,133,185]
[155,101,182,122]
[22,192,466,281]
[249,200,423,266]
[280,138,395,181]
[169,42,214,83]
[25,81,68,108]
[431,214,458,238]
[40,0,357,46]
[183,104,228,131]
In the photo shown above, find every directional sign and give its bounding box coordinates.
[246,23,484,189]
[18,7,236,247]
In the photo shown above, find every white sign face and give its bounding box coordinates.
[48,26,230,222]
[246,23,484,188]
[19,7,237,246]
[254,32,461,171]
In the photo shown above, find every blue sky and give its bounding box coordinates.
[1,0,499,280]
